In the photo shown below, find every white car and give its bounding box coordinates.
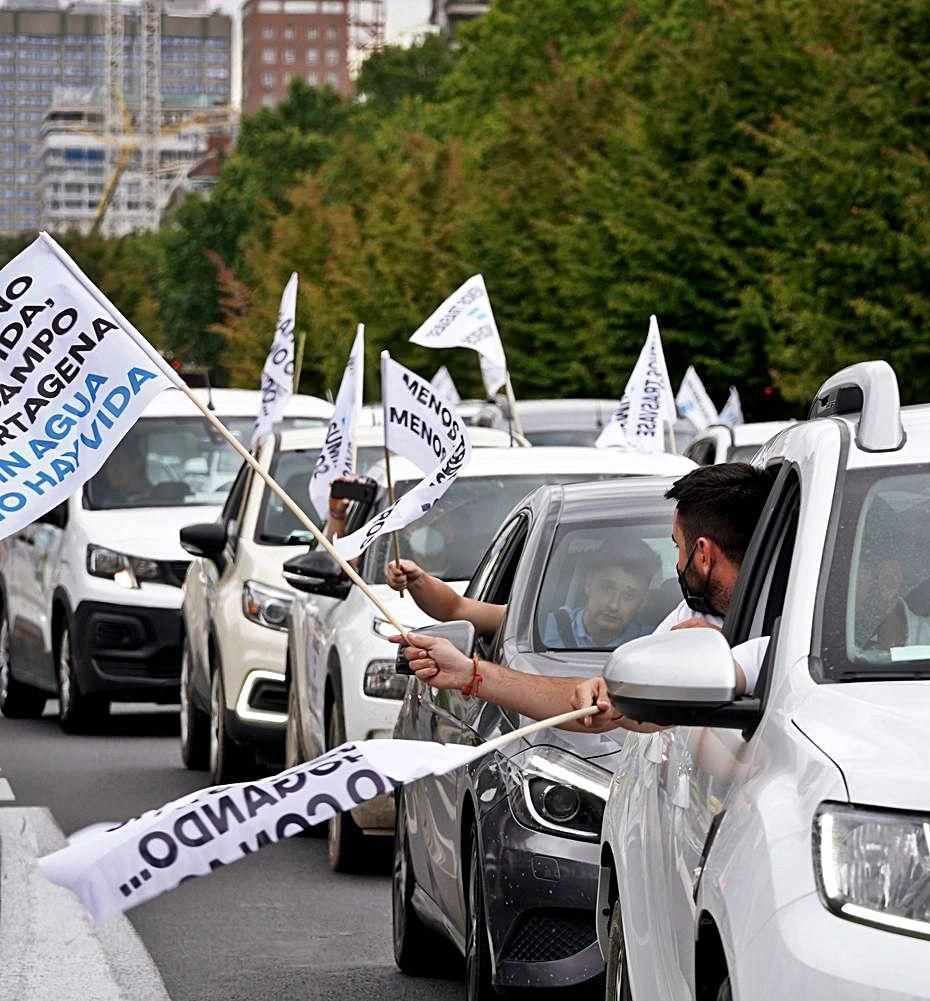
[683,420,796,465]
[284,446,696,871]
[0,388,330,733]
[180,423,528,782]
[597,361,930,1001]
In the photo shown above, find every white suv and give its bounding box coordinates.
[598,362,930,1001]
[284,446,696,871]
[0,388,330,733]
[683,420,796,466]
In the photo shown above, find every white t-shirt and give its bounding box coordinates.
[655,599,768,695]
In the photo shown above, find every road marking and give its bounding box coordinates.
[0,778,13,801]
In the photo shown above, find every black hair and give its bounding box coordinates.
[665,462,776,564]
[588,537,660,587]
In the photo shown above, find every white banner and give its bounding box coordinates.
[596,315,676,454]
[38,739,493,923]
[409,275,508,395]
[676,365,718,432]
[334,358,470,561]
[719,386,744,427]
[430,365,460,405]
[0,233,180,540]
[251,272,298,449]
[309,325,364,521]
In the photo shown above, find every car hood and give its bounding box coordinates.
[793,682,930,810]
[80,505,222,561]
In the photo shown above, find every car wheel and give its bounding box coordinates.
[209,667,251,783]
[284,671,304,768]
[0,607,46,719]
[465,826,497,1001]
[326,700,366,872]
[392,789,452,974]
[717,976,732,1001]
[180,640,209,770]
[57,622,108,734]
[605,898,633,1001]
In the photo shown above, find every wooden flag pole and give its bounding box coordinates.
[181,385,409,639]
[383,445,405,598]
[481,705,599,753]
[503,372,525,438]
[292,329,306,394]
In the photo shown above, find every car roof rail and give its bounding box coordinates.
[808,361,905,452]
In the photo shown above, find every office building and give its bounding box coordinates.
[430,0,490,39]
[0,0,232,235]
[241,0,350,113]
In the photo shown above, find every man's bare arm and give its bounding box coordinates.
[386,560,505,636]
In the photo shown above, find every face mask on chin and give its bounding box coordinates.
[677,541,724,618]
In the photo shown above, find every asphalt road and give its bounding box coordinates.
[0,703,465,1001]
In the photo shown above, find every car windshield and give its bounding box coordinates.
[83,415,325,511]
[524,430,600,446]
[535,520,679,651]
[254,445,384,545]
[727,444,760,461]
[369,473,621,583]
[820,465,930,680]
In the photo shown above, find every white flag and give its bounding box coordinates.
[334,357,471,561]
[38,738,495,923]
[719,386,744,427]
[309,324,364,521]
[596,315,676,453]
[0,233,180,540]
[409,275,508,396]
[251,272,297,450]
[675,365,718,432]
[430,365,460,405]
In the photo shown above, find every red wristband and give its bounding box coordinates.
[462,655,483,697]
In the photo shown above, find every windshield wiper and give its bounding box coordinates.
[836,669,930,682]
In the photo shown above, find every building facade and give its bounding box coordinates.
[0,0,232,236]
[240,0,349,113]
[430,0,490,39]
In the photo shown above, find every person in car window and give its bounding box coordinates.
[393,463,776,732]
[542,539,659,650]
[87,440,153,508]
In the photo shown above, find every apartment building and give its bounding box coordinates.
[241,0,349,113]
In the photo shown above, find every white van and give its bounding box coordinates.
[0,387,330,733]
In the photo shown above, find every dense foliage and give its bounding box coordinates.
[7,0,930,414]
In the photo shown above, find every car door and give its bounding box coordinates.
[656,466,802,998]
[406,513,531,937]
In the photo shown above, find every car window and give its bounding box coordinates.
[535,521,678,651]
[727,444,760,462]
[524,430,600,446]
[685,439,716,466]
[370,473,619,585]
[819,465,930,680]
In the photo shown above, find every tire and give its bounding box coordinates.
[392,789,453,974]
[284,671,304,768]
[0,607,46,719]
[605,899,634,1001]
[717,977,732,1001]
[179,639,209,770]
[209,667,251,783]
[57,622,108,734]
[465,826,497,1001]
[326,699,366,872]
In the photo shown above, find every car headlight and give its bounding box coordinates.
[507,746,610,842]
[363,659,408,700]
[814,802,930,939]
[242,580,293,632]
[86,545,163,589]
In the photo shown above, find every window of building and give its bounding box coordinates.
[321,1,344,11]
[307,26,319,40]
[262,48,276,63]
[284,26,295,39]
[262,94,276,107]
[326,26,339,40]
[325,48,339,65]
[262,71,275,87]
[325,71,338,86]
[284,49,295,64]
[262,26,275,39]
[306,71,319,85]
[306,48,318,63]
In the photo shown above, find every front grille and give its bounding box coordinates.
[502,908,596,964]
[163,560,191,587]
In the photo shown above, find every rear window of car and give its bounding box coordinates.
[819,464,930,681]
[534,520,678,652]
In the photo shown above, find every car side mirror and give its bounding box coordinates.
[395,620,476,676]
[603,629,760,728]
[282,550,352,600]
[180,522,227,565]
